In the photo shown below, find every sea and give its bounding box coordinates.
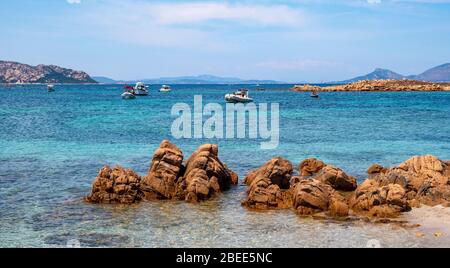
[1,84,449,247]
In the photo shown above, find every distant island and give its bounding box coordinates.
[92,74,283,85]
[2,60,449,85]
[0,61,97,84]
[292,79,450,92]
[336,63,450,83]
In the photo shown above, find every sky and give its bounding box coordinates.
[1,0,450,82]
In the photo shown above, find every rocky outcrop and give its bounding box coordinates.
[313,165,357,191]
[181,144,238,202]
[86,148,450,221]
[0,60,97,84]
[141,141,238,203]
[292,178,349,217]
[298,158,357,191]
[141,140,184,200]
[291,80,450,92]
[87,140,238,204]
[242,157,353,216]
[298,158,325,176]
[350,155,450,217]
[350,179,410,218]
[367,164,387,175]
[242,157,293,209]
[86,165,144,204]
[380,155,450,206]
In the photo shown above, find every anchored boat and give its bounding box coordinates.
[133,82,149,96]
[310,90,319,98]
[47,84,55,92]
[159,85,171,92]
[122,86,136,99]
[224,89,253,103]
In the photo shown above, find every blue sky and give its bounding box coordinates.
[1,0,450,82]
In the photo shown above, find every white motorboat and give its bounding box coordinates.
[225,89,253,103]
[47,84,55,92]
[134,82,149,96]
[121,91,136,99]
[159,85,171,92]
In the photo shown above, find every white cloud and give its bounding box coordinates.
[67,0,81,4]
[367,0,382,4]
[150,2,303,26]
[81,1,305,49]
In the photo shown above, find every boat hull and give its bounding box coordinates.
[225,95,253,103]
[122,93,136,99]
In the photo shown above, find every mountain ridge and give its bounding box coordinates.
[0,61,97,84]
[93,74,283,84]
[337,63,450,83]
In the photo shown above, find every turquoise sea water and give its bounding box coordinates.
[1,84,450,247]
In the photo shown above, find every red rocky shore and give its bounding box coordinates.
[86,141,450,220]
[242,155,450,219]
[291,79,450,92]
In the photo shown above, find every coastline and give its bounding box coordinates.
[291,79,450,92]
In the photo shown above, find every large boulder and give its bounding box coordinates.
[367,164,387,175]
[313,165,357,191]
[141,140,184,200]
[242,157,293,209]
[349,179,410,218]
[369,155,450,206]
[141,141,237,202]
[182,144,238,202]
[292,178,349,217]
[298,158,325,176]
[298,158,357,191]
[86,165,144,204]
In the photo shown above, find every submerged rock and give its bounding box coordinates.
[86,165,144,204]
[242,157,293,209]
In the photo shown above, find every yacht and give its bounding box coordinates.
[134,82,149,96]
[47,84,55,92]
[159,85,171,92]
[224,89,253,103]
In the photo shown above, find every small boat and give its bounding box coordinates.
[225,89,253,103]
[122,86,136,99]
[47,84,55,92]
[159,85,171,92]
[310,90,319,98]
[134,82,149,96]
[121,91,136,99]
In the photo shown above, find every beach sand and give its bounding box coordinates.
[400,205,450,247]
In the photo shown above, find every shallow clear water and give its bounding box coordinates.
[1,84,449,247]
